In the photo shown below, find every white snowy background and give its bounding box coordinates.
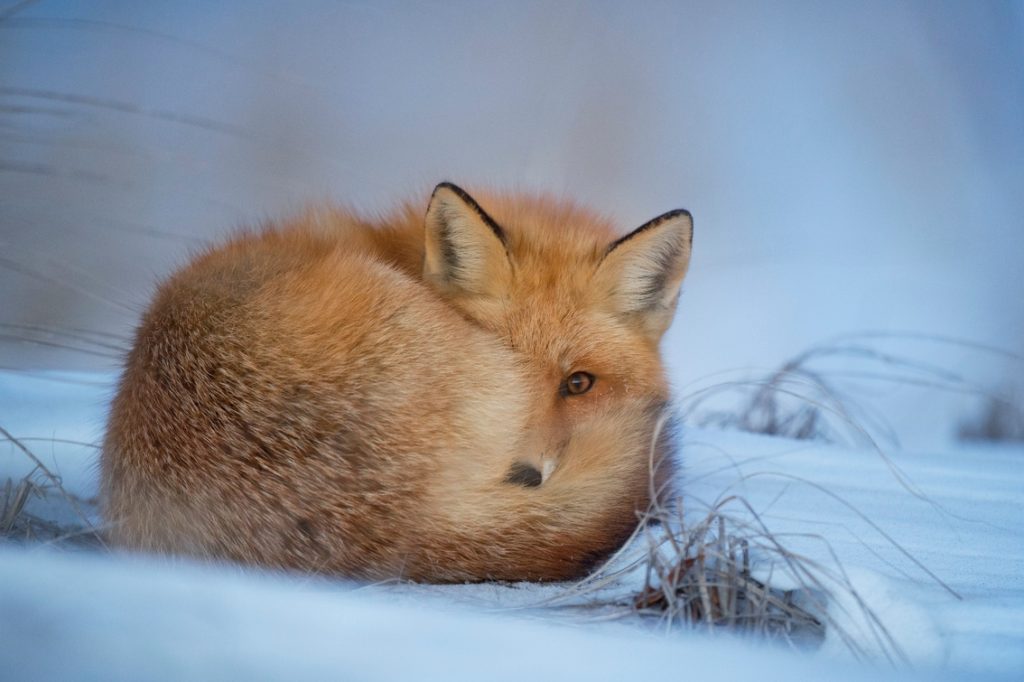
[1,1,1022,680]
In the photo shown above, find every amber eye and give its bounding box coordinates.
[562,371,595,396]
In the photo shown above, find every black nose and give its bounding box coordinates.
[504,462,542,487]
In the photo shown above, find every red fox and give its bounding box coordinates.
[101,183,693,582]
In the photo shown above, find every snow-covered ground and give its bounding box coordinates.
[0,547,896,682]
[2,369,1021,680]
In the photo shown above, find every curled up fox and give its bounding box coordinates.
[101,183,693,582]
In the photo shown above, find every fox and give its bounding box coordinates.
[100,182,693,582]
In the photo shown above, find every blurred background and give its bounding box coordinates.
[1,0,1022,448]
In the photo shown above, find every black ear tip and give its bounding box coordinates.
[432,181,466,199]
[606,207,694,255]
[678,209,693,243]
[426,182,507,245]
[646,208,693,231]
[666,208,693,223]
[662,209,694,246]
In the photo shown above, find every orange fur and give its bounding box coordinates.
[101,183,693,582]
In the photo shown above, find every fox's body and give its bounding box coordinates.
[102,184,692,582]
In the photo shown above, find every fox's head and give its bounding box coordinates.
[419,182,693,580]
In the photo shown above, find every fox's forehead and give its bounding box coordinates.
[466,192,633,350]
[498,299,613,367]
[471,191,621,264]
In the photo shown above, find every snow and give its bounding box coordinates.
[2,370,1022,680]
[0,547,893,682]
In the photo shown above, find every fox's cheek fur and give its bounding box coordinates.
[101,182,692,582]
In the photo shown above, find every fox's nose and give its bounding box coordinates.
[504,462,542,487]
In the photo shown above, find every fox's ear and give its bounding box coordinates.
[424,182,512,298]
[593,209,693,341]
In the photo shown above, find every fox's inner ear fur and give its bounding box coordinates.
[594,209,693,342]
[424,182,512,298]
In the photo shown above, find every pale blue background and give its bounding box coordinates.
[1,0,1022,444]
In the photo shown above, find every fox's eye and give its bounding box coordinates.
[562,371,595,396]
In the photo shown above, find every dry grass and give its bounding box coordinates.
[681,333,1021,447]
[629,502,826,645]
[1,475,101,547]
[547,491,907,661]
[629,338,995,654]
[958,390,1024,443]
[0,425,104,549]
